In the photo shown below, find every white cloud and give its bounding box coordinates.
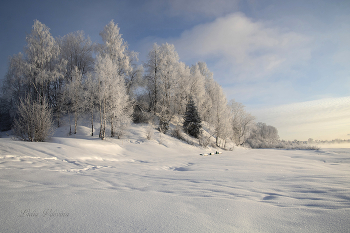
[172,13,312,82]
[249,97,350,141]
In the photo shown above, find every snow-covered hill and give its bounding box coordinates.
[1,123,350,232]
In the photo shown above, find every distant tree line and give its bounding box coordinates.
[1,19,282,148]
[308,138,350,144]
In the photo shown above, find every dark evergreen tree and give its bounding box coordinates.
[183,97,202,138]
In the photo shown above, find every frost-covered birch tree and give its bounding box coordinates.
[228,99,255,146]
[59,31,94,78]
[144,43,161,113]
[83,72,98,136]
[168,62,207,117]
[157,43,179,112]
[99,20,142,100]
[4,20,66,107]
[95,20,141,138]
[95,55,131,139]
[197,62,214,123]
[172,62,191,115]
[144,43,182,132]
[25,20,66,104]
[207,81,231,147]
[65,66,84,134]
[56,31,94,127]
[2,20,65,140]
[188,63,206,116]
[2,53,27,112]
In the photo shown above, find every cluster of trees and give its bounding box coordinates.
[245,123,319,150]
[1,20,137,141]
[1,19,263,147]
[245,122,279,148]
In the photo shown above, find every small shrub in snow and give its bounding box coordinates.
[146,123,154,140]
[170,126,195,145]
[171,126,185,141]
[13,96,53,142]
[158,116,169,134]
[199,133,211,148]
[114,118,131,139]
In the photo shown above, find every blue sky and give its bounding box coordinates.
[1,0,349,140]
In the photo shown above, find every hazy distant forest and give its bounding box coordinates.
[0,20,319,149]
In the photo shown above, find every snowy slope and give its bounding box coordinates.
[0,124,350,232]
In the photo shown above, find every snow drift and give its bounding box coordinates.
[0,124,349,232]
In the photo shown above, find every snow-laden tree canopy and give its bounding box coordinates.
[2,19,264,146]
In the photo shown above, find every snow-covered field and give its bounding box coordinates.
[1,124,350,232]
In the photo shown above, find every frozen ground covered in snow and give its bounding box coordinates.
[0,124,350,232]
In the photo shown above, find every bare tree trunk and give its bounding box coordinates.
[69,111,72,135]
[153,65,158,114]
[102,98,106,139]
[57,111,61,128]
[74,112,77,134]
[91,109,94,136]
[99,101,103,139]
[110,115,114,137]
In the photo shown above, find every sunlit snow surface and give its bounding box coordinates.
[0,125,349,232]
